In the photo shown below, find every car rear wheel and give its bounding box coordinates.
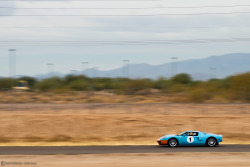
[207,138,217,147]
[168,138,178,147]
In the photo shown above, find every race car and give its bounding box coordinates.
[157,131,223,147]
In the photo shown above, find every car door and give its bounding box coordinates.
[180,132,200,145]
[179,132,189,145]
[191,132,200,145]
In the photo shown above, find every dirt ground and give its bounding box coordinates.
[1,153,250,167]
[0,103,249,145]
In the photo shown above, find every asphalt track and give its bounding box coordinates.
[0,145,249,155]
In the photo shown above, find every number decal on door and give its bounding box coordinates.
[187,136,194,143]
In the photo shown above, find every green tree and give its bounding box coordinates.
[154,77,171,90]
[171,73,192,85]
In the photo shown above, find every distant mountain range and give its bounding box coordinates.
[37,53,250,80]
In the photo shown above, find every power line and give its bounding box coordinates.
[0,26,250,29]
[1,11,250,16]
[1,4,250,9]
[0,38,250,46]
[0,0,158,1]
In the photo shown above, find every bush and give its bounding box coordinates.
[122,79,153,94]
[92,78,115,90]
[35,77,63,91]
[154,77,171,90]
[0,78,16,90]
[1,72,249,103]
[64,75,89,84]
[171,73,192,85]
[230,72,250,101]
[67,80,89,91]
[63,75,90,91]
[188,87,207,103]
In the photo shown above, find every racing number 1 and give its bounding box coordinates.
[187,136,194,143]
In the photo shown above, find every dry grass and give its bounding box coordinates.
[0,91,190,104]
[1,90,243,103]
[0,104,249,145]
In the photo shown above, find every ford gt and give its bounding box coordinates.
[157,131,223,147]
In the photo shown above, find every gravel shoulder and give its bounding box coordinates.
[1,153,250,167]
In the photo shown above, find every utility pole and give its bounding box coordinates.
[93,67,99,78]
[47,63,54,76]
[123,60,130,78]
[9,49,16,78]
[171,57,178,77]
[82,62,88,76]
[8,49,16,110]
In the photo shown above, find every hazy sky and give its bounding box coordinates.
[0,0,250,76]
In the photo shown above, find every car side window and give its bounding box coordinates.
[193,132,199,136]
[188,132,198,136]
[182,132,189,136]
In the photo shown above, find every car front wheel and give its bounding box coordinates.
[168,138,178,147]
[207,138,217,147]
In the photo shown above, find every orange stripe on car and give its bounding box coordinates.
[157,140,168,145]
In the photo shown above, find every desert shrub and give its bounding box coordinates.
[168,84,188,93]
[35,77,63,91]
[1,72,249,103]
[122,79,153,94]
[230,72,250,101]
[63,75,90,91]
[171,73,193,85]
[64,75,89,84]
[154,77,171,90]
[188,87,207,103]
[67,80,89,91]
[0,78,16,90]
[92,78,116,90]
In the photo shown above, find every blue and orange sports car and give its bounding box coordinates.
[157,131,223,147]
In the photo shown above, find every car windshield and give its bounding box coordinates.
[177,131,187,136]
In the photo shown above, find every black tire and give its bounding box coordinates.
[168,138,178,147]
[206,137,217,147]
